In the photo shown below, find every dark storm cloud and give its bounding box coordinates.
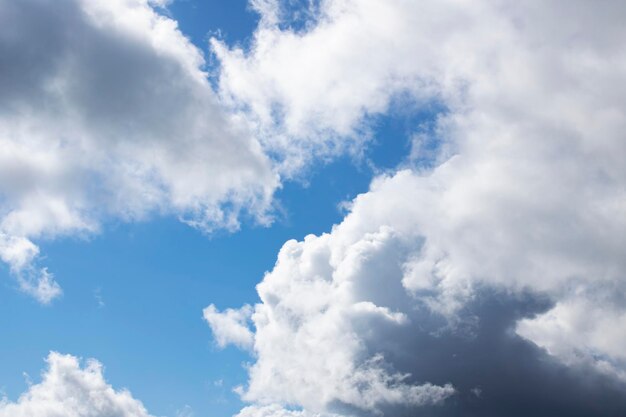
[351,289,626,417]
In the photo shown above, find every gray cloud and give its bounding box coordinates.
[0,0,278,301]
[359,289,626,417]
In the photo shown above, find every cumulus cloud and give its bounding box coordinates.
[0,0,279,301]
[205,228,457,415]
[207,0,626,415]
[0,352,153,417]
[208,174,626,416]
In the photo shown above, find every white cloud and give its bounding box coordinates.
[213,0,626,175]
[0,233,61,303]
[517,293,626,381]
[203,304,255,350]
[208,0,626,415]
[175,404,194,417]
[235,404,340,417]
[206,227,455,414]
[0,0,279,301]
[0,352,153,417]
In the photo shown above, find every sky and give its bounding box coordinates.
[0,1,625,417]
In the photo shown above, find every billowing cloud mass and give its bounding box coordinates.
[0,352,153,417]
[0,0,278,302]
[207,0,626,416]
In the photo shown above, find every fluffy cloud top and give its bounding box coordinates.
[0,352,153,417]
[207,1,626,416]
[0,0,279,302]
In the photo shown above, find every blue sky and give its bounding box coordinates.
[0,1,625,417]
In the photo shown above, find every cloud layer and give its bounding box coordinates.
[207,0,626,415]
[2,0,625,415]
[0,352,153,417]
[0,0,278,301]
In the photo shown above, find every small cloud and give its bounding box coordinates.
[233,385,245,397]
[94,287,105,308]
[203,304,254,350]
[175,405,194,417]
[0,352,154,416]
[22,372,32,387]
[470,387,482,398]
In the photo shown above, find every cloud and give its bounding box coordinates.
[206,228,456,415]
[213,0,626,173]
[203,304,255,350]
[234,404,340,417]
[517,293,626,381]
[207,1,626,415]
[175,404,194,417]
[0,352,153,417]
[0,233,61,303]
[0,0,279,301]
[207,181,626,415]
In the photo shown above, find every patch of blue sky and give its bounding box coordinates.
[366,97,448,172]
[166,0,258,48]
